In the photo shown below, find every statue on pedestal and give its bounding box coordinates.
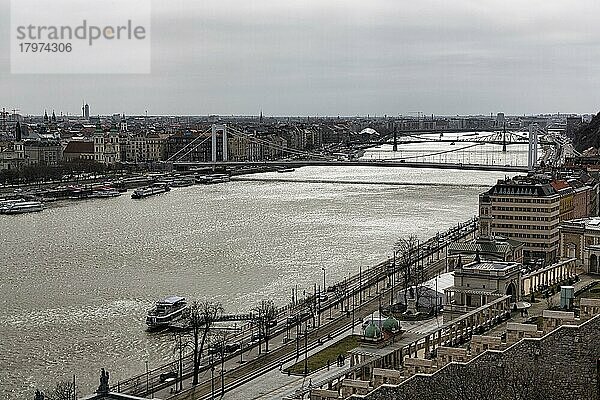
[97,368,110,394]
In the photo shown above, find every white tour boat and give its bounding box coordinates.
[146,296,189,330]
[0,200,44,215]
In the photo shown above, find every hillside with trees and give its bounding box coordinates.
[573,111,600,152]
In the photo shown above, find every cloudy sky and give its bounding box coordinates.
[1,0,600,116]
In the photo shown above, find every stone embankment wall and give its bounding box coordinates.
[359,314,599,400]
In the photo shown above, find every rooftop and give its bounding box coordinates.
[561,217,600,231]
[461,260,520,272]
[159,295,185,304]
[64,141,94,154]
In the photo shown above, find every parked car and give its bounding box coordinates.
[250,332,264,342]
[224,343,241,353]
[159,371,178,382]
[207,346,222,355]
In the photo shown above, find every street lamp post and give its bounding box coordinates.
[210,356,215,400]
[145,361,149,396]
[321,267,326,294]
[303,323,308,376]
[239,340,244,364]
[359,265,362,303]
[176,335,195,392]
[352,292,356,334]
[390,252,396,307]
[178,337,183,391]
[220,345,226,397]
[346,274,350,312]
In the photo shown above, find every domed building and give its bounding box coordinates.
[363,321,383,342]
[382,316,400,334]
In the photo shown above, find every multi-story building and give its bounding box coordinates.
[22,140,62,166]
[551,180,574,221]
[145,133,168,162]
[63,141,95,162]
[229,133,286,161]
[496,112,505,127]
[559,217,600,275]
[164,130,215,162]
[0,147,22,170]
[480,176,561,264]
[569,177,598,218]
[93,125,121,165]
[480,174,599,265]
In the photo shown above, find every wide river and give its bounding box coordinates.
[0,139,529,399]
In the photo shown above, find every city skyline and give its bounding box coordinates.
[2,0,600,116]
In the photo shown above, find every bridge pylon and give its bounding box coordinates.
[392,123,398,152]
[528,124,540,172]
[211,124,228,162]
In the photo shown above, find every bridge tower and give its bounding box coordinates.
[392,122,398,152]
[528,124,539,172]
[502,123,507,152]
[211,124,228,162]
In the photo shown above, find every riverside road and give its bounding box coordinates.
[113,219,477,399]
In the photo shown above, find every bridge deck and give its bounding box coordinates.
[174,160,529,173]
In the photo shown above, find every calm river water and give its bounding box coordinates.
[0,140,528,399]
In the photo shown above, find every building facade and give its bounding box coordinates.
[445,259,522,311]
[63,141,95,162]
[559,217,600,275]
[479,176,560,264]
[22,140,62,166]
[93,126,121,165]
[479,174,598,265]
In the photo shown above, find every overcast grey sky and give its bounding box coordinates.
[1,0,600,116]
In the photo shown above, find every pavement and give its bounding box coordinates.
[131,224,474,400]
[225,275,599,400]
[223,316,444,400]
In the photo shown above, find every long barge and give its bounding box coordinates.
[131,183,171,199]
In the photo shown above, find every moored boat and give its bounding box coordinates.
[171,178,195,187]
[146,296,189,330]
[0,200,44,215]
[131,183,171,199]
[196,174,230,184]
[89,187,122,198]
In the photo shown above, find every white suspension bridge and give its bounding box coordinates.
[167,124,562,174]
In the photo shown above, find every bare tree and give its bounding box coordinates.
[188,300,224,385]
[414,252,427,308]
[394,235,419,305]
[252,299,277,353]
[210,330,229,398]
[39,381,76,400]
[302,293,318,329]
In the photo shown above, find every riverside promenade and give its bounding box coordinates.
[111,218,479,399]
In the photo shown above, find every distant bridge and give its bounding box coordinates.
[174,159,529,173]
[377,130,555,147]
[169,124,554,174]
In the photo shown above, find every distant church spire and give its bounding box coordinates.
[15,121,22,141]
[43,110,48,123]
